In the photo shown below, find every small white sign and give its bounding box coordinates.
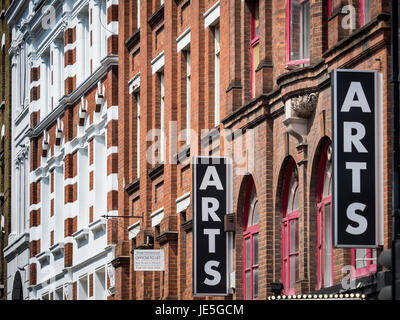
[134,250,165,271]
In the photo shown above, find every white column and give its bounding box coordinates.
[54,165,64,243]
[12,161,20,235]
[51,41,61,105]
[40,55,48,119]
[76,15,86,84]
[15,50,21,114]
[92,0,102,70]
[23,151,29,233]
[94,135,107,220]
[78,147,89,229]
[11,57,17,112]
[41,177,50,251]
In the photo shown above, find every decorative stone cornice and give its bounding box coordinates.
[148,163,164,181]
[291,93,319,118]
[156,231,178,245]
[181,219,193,233]
[111,256,130,269]
[148,4,164,29]
[125,177,140,195]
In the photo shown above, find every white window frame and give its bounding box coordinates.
[94,135,107,220]
[136,93,141,178]
[41,176,50,251]
[214,25,220,127]
[186,50,191,144]
[78,275,89,300]
[94,267,107,300]
[137,0,141,29]
[40,49,51,119]
[160,72,165,163]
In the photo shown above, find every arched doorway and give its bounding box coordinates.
[12,271,23,300]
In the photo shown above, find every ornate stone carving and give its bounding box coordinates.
[107,264,115,289]
[64,283,73,300]
[291,93,319,118]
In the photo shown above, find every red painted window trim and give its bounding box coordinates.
[328,0,332,17]
[360,0,372,27]
[286,0,310,66]
[243,178,259,300]
[316,142,333,289]
[250,1,260,98]
[281,160,299,295]
[351,249,377,278]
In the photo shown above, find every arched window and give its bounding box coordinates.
[282,160,299,295]
[12,271,23,300]
[243,179,259,300]
[317,143,333,289]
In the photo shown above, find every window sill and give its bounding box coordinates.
[72,228,89,243]
[50,242,64,256]
[89,218,107,235]
[353,264,377,279]
[285,59,310,69]
[36,250,51,264]
[14,106,29,125]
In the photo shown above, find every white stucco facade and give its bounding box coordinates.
[4,0,118,300]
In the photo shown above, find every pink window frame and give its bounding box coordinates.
[281,160,299,295]
[250,1,260,98]
[328,0,333,17]
[286,0,310,66]
[316,143,333,289]
[242,178,259,300]
[360,0,370,27]
[351,249,377,278]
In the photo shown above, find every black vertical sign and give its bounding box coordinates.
[333,69,382,248]
[193,156,231,296]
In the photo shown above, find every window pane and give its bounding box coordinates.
[323,160,332,197]
[290,220,295,253]
[290,255,295,289]
[301,0,310,59]
[292,186,299,211]
[255,4,260,36]
[253,267,259,299]
[246,238,251,269]
[253,202,259,225]
[252,43,260,96]
[245,271,251,300]
[295,254,299,284]
[282,224,286,257]
[290,0,301,61]
[371,248,377,265]
[324,204,332,287]
[294,219,299,252]
[253,233,259,265]
[363,0,371,25]
[356,249,367,269]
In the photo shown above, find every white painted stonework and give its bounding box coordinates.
[5,0,117,300]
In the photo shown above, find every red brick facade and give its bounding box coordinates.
[115,0,392,300]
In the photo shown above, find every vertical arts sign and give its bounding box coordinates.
[332,69,383,248]
[193,156,232,296]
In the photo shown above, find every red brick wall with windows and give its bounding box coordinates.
[117,0,393,300]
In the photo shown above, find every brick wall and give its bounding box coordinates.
[117,0,393,300]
